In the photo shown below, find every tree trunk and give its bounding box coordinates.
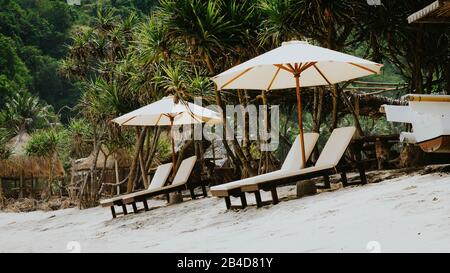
[139,148,149,189]
[127,127,147,193]
[214,86,246,173]
[0,178,4,208]
[19,172,24,199]
[144,127,162,173]
[331,84,339,130]
[312,87,324,132]
[114,160,120,195]
[79,141,101,208]
[340,92,364,137]
[237,90,251,159]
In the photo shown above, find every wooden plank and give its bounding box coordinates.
[408,0,450,23]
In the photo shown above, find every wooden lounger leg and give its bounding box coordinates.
[166,193,170,203]
[358,163,367,185]
[323,175,331,189]
[142,200,149,211]
[190,188,196,199]
[122,204,128,215]
[270,188,279,205]
[254,191,263,208]
[341,172,348,187]
[201,185,207,197]
[131,202,138,213]
[110,206,116,218]
[224,197,231,210]
[240,193,247,208]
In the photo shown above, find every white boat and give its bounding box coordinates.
[382,94,450,153]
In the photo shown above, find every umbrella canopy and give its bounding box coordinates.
[212,40,382,90]
[212,40,383,168]
[112,96,221,167]
[113,95,221,126]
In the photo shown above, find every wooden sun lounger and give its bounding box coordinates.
[210,133,320,209]
[104,156,206,218]
[100,162,173,217]
[239,127,367,208]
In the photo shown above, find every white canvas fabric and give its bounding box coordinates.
[210,133,319,192]
[383,105,415,123]
[211,127,356,194]
[281,133,319,171]
[315,127,356,167]
[148,163,173,190]
[112,96,221,126]
[241,127,356,189]
[212,40,382,90]
[172,155,197,186]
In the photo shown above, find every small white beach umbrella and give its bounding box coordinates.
[212,40,383,168]
[113,95,221,167]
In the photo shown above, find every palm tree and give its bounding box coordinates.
[258,0,300,47]
[0,91,58,134]
[158,0,261,176]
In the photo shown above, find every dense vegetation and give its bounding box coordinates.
[0,0,449,205]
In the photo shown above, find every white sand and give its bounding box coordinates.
[1,172,450,253]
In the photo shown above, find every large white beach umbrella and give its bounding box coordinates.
[113,95,221,167]
[212,40,383,168]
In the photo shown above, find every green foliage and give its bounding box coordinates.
[67,118,93,158]
[0,91,59,134]
[156,134,172,162]
[0,0,80,122]
[1,0,448,174]
[25,128,67,158]
[0,34,31,107]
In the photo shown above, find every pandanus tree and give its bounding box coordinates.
[157,0,264,176]
[0,91,58,134]
[62,10,147,204]
[356,1,450,95]
[258,0,368,136]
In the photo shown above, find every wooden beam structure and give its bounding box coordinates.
[408,0,450,24]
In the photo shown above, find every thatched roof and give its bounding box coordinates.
[72,147,132,172]
[408,0,450,23]
[0,132,65,179]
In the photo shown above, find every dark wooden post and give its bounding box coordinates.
[110,206,117,218]
[225,197,231,209]
[254,191,262,208]
[240,193,247,208]
[340,172,348,187]
[270,188,279,205]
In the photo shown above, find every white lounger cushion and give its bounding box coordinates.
[210,133,319,192]
[100,162,173,204]
[281,133,319,171]
[314,126,356,167]
[148,162,173,190]
[240,128,356,191]
[122,156,198,199]
[172,155,197,186]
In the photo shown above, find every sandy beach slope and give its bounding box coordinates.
[1,172,450,253]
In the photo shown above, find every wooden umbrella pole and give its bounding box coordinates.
[295,73,306,169]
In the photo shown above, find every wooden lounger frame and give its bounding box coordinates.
[239,161,367,209]
[213,144,367,210]
[103,181,208,218]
